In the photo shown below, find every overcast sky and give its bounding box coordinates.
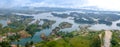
[0,0,120,11]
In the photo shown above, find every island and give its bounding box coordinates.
[51,13,69,18]
[117,23,120,27]
[59,22,73,29]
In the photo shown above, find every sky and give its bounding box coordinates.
[0,0,120,11]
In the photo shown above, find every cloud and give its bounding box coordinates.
[0,0,87,8]
[87,0,120,11]
[0,0,32,8]
[0,0,120,11]
[28,0,87,8]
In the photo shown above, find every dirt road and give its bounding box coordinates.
[104,30,112,47]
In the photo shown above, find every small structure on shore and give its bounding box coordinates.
[18,30,31,38]
[40,33,47,40]
[7,19,12,24]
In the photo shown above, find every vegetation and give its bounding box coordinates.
[111,30,120,47]
[116,23,120,27]
[0,24,2,29]
[35,30,102,47]
[26,24,41,35]
[59,22,73,29]
[0,10,120,47]
[0,41,11,47]
[51,13,69,18]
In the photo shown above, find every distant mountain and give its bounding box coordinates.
[0,6,120,14]
[9,6,80,11]
[80,6,104,11]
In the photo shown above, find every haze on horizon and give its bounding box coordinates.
[0,0,120,11]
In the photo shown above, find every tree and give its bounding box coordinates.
[91,36,101,47]
[111,38,119,47]
[0,41,11,47]
[0,24,2,29]
[26,24,40,35]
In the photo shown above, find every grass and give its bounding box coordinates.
[35,31,102,47]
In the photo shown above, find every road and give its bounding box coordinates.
[104,30,112,47]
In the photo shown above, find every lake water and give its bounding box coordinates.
[0,20,7,27]
[16,12,120,30]
[89,20,120,30]
[3,11,120,45]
